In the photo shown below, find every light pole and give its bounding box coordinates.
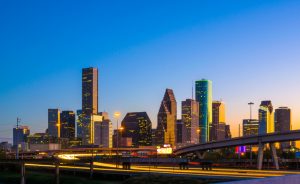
[248,102,254,167]
[114,112,121,168]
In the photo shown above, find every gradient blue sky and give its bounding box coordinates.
[1,0,300,142]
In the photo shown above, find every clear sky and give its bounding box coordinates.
[1,0,300,142]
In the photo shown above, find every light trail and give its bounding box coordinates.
[26,162,300,178]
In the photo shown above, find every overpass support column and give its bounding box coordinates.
[55,161,60,184]
[270,143,279,170]
[257,142,264,170]
[21,162,25,184]
[90,161,94,178]
[196,151,205,159]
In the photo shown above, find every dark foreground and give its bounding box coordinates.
[0,171,228,184]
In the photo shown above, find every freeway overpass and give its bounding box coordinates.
[174,130,300,170]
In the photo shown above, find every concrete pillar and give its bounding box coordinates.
[90,161,94,178]
[270,143,280,170]
[196,151,205,159]
[21,162,25,184]
[55,162,59,184]
[257,142,264,170]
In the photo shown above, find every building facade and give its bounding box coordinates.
[121,112,152,147]
[243,119,259,136]
[82,67,98,116]
[48,109,61,137]
[176,119,187,144]
[275,107,291,149]
[195,80,212,143]
[60,111,75,140]
[13,126,30,149]
[156,89,177,146]
[211,101,226,141]
[181,99,199,144]
[258,101,274,134]
[80,67,99,145]
[94,113,113,148]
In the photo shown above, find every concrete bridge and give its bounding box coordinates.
[174,130,300,170]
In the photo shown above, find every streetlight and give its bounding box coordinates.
[114,112,121,168]
[197,128,201,144]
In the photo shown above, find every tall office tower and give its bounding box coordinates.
[121,112,152,147]
[176,120,187,144]
[225,125,231,139]
[13,126,30,147]
[82,67,98,116]
[76,110,83,139]
[80,67,99,145]
[258,101,274,134]
[195,80,212,143]
[156,89,177,146]
[48,109,61,137]
[94,113,113,148]
[243,119,259,136]
[275,107,291,149]
[211,101,226,141]
[60,111,75,140]
[182,99,199,144]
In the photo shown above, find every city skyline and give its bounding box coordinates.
[1,0,300,142]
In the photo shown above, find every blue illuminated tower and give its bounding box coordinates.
[195,79,212,143]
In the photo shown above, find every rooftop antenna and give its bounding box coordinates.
[17,117,21,128]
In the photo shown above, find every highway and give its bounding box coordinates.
[24,162,300,180]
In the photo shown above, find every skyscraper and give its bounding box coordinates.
[156,89,177,146]
[60,111,75,140]
[48,109,61,137]
[243,119,259,136]
[121,112,152,147]
[82,67,98,116]
[211,101,226,141]
[176,119,187,144]
[94,113,113,148]
[275,107,291,149]
[195,80,212,143]
[13,126,30,147]
[80,67,99,145]
[258,101,274,134]
[225,125,231,139]
[182,99,199,144]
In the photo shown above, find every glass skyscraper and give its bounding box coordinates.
[121,112,152,147]
[156,89,177,147]
[195,80,212,143]
[182,99,199,144]
[258,100,274,135]
[48,109,61,138]
[60,111,75,140]
[211,101,226,141]
[82,67,98,116]
[81,67,99,145]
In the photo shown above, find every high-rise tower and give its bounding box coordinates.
[156,89,177,146]
[258,100,274,134]
[81,67,99,145]
[275,107,291,149]
[82,67,98,116]
[48,109,61,137]
[121,112,152,147]
[182,99,199,144]
[211,101,226,141]
[195,80,212,143]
